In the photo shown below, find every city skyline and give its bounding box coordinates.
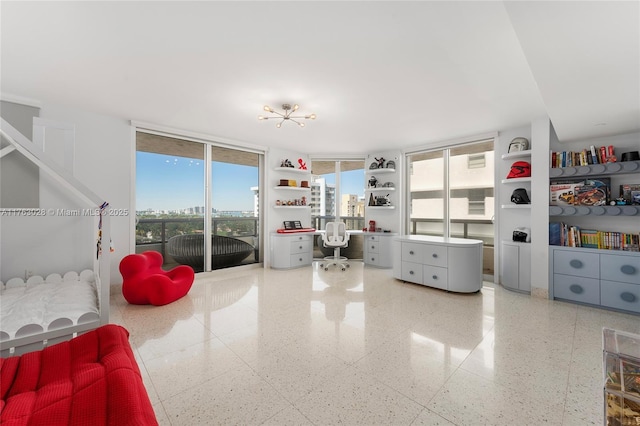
[136,151,365,212]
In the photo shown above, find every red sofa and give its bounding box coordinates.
[0,324,157,426]
[120,251,194,306]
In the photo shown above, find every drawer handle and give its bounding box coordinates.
[569,284,584,294]
[299,246,303,249]
[569,259,583,269]
[432,254,438,258]
[620,292,637,303]
[621,265,637,275]
[409,250,414,255]
[409,270,414,275]
[371,245,376,250]
[371,257,375,262]
[299,258,303,262]
[432,275,438,280]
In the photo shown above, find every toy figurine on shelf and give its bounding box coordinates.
[280,159,294,168]
[375,157,386,169]
[368,176,378,188]
[298,159,307,170]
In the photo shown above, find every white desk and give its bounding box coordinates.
[392,235,483,292]
[270,230,397,269]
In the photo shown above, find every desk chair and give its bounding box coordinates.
[320,222,350,271]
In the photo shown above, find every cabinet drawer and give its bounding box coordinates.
[401,261,423,283]
[553,250,599,278]
[365,235,379,243]
[402,243,424,263]
[290,240,311,254]
[600,280,640,314]
[366,241,379,254]
[422,244,447,267]
[601,254,640,285]
[553,273,600,305]
[423,265,448,290]
[290,252,312,267]
[366,254,381,266]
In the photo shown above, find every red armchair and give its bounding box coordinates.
[120,251,194,306]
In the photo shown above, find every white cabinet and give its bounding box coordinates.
[393,235,483,293]
[498,141,533,293]
[270,233,313,269]
[500,241,531,293]
[362,233,396,268]
[549,246,640,314]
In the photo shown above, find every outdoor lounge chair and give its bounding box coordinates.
[167,234,254,270]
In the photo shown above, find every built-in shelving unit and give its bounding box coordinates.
[548,134,640,314]
[367,168,396,174]
[501,177,532,184]
[549,160,639,178]
[501,204,531,209]
[273,186,310,191]
[274,167,310,174]
[549,205,639,216]
[501,150,532,160]
[499,136,532,294]
[366,187,396,192]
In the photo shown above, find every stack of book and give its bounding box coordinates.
[549,222,639,251]
[550,145,614,168]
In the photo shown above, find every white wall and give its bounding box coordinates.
[1,103,132,284]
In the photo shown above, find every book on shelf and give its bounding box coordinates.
[549,222,639,251]
[550,145,616,168]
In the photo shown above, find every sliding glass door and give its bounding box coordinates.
[136,134,206,268]
[136,132,262,271]
[210,146,260,268]
[407,139,495,276]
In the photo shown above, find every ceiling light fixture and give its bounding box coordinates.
[258,104,316,128]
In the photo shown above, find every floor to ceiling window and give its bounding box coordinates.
[210,146,261,268]
[407,139,495,276]
[135,131,262,271]
[310,159,365,259]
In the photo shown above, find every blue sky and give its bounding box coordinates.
[136,152,364,211]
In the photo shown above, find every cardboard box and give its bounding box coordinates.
[620,184,640,204]
[575,178,610,206]
[549,181,582,206]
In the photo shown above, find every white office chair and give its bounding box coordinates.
[319,222,350,271]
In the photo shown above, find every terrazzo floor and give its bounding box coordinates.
[109,261,639,425]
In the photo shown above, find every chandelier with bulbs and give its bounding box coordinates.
[258,104,316,128]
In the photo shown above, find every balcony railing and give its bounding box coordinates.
[136,217,259,263]
[409,218,494,245]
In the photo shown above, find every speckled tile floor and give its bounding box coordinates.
[110,262,640,425]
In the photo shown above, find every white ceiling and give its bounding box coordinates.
[1,1,638,154]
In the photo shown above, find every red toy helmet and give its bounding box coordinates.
[507,161,531,179]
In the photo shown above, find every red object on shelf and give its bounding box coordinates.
[276,228,316,233]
